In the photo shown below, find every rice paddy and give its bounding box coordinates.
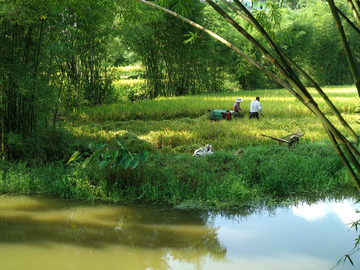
[66,85,360,154]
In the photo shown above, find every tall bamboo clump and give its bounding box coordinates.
[0,6,46,159]
[134,0,360,191]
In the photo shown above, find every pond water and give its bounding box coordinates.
[1,191,360,270]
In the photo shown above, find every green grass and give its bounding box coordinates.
[1,85,359,210]
[0,143,352,210]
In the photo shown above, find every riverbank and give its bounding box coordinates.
[0,142,353,210]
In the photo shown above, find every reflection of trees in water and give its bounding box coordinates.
[0,195,227,269]
[213,187,360,222]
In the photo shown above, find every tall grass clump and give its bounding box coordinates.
[130,143,350,209]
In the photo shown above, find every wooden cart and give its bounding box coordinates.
[260,132,305,147]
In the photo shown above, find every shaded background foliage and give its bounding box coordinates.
[120,1,231,98]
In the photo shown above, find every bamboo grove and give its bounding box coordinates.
[132,0,360,191]
[0,0,234,160]
[0,0,122,159]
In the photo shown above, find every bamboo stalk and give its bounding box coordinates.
[355,0,360,11]
[134,0,313,101]
[278,48,358,142]
[346,0,360,26]
[325,126,360,191]
[225,0,358,141]
[337,7,360,35]
[327,0,360,97]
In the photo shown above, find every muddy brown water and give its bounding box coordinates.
[0,191,360,270]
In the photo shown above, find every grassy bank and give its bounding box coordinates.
[0,143,353,209]
[1,86,359,209]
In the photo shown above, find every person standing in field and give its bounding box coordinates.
[233,97,244,118]
[249,96,264,119]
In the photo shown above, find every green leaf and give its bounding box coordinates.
[102,153,111,160]
[115,153,124,166]
[130,158,140,169]
[111,150,119,163]
[121,156,132,169]
[137,150,148,163]
[183,31,198,45]
[99,160,108,169]
[67,151,80,164]
[82,157,91,169]
[89,150,100,159]
[116,139,132,155]
[96,143,105,150]
[116,139,126,149]
[89,141,96,151]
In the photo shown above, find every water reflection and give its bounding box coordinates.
[0,195,226,270]
[0,190,359,270]
[291,189,360,226]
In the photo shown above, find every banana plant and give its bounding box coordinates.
[68,139,148,170]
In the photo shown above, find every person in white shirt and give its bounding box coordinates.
[249,97,264,119]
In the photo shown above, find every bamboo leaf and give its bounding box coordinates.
[67,151,80,164]
[183,31,198,44]
[345,254,354,266]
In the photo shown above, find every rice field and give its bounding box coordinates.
[65,85,360,153]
